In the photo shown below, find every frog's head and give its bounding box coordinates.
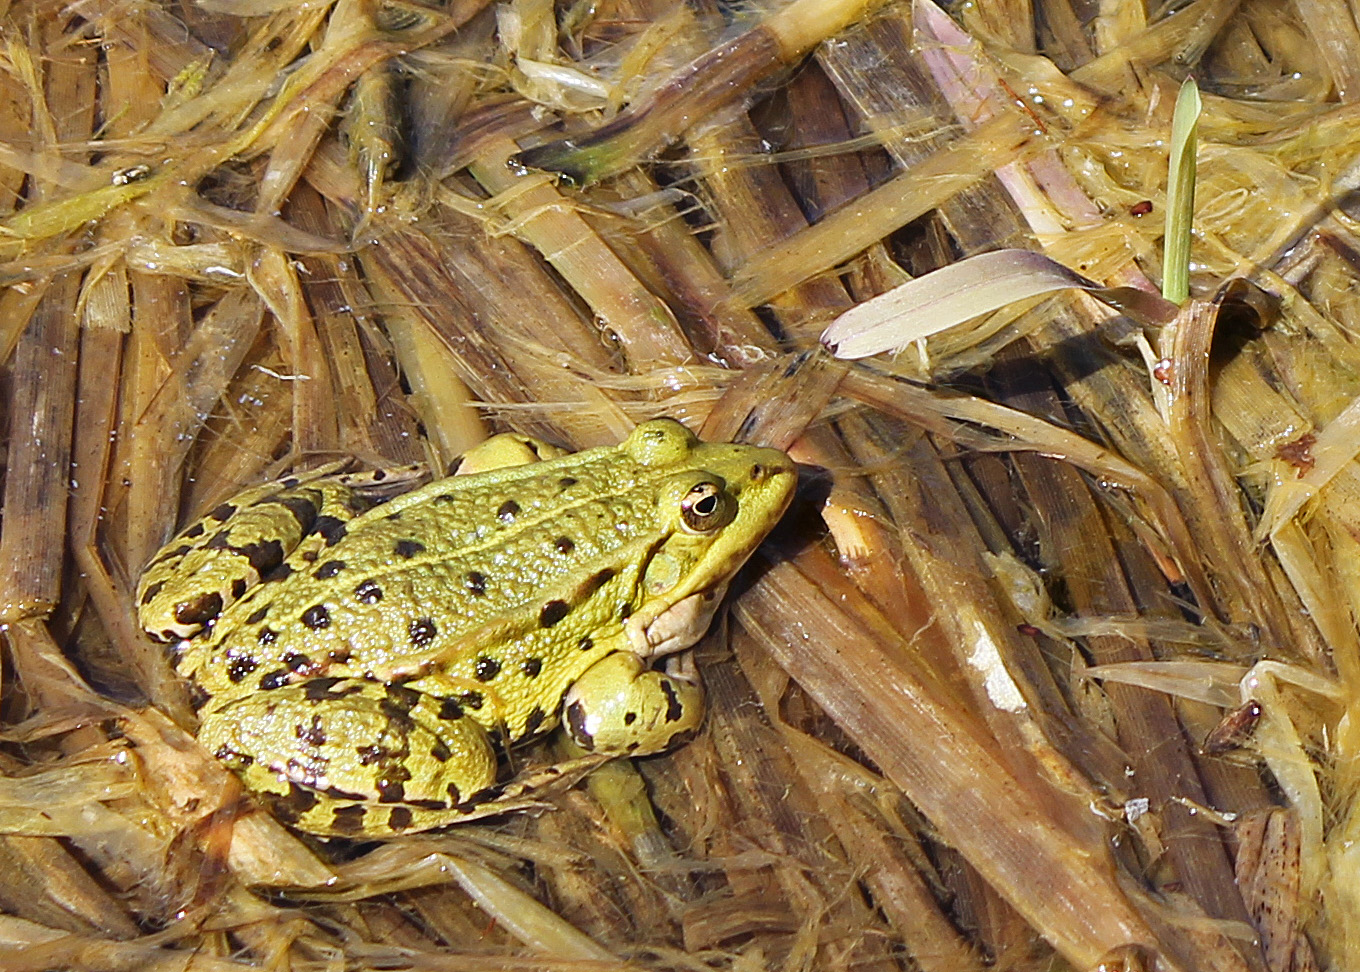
[621,419,797,658]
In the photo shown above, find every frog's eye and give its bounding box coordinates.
[680,482,734,533]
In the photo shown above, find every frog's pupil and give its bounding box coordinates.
[694,494,718,515]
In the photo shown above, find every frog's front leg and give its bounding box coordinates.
[198,677,500,837]
[561,652,704,756]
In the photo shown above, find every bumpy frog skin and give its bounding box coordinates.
[137,420,796,837]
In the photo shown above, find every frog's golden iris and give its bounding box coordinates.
[138,419,796,837]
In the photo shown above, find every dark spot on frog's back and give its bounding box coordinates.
[226,652,258,683]
[409,617,438,647]
[385,683,422,713]
[270,782,319,824]
[175,591,223,626]
[295,713,326,748]
[582,568,615,596]
[259,669,290,691]
[330,805,367,834]
[459,690,484,710]
[155,542,194,563]
[209,502,237,522]
[438,697,464,720]
[203,532,231,552]
[354,579,383,603]
[496,499,520,522]
[274,494,317,528]
[283,651,315,673]
[377,777,406,804]
[301,604,331,629]
[313,516,348,546]
[231,578,247,599]
[314,559,346,580]
[554,536,574,554]
[139,579,164,605]
[539,600,570,627]
[559,476,577,488]
[246,604,270,625]
[356,744,386,766]
[185,522,205,539]
[521,657,542,678]
[465,571,487,596]
[304,676,361,701]
[238,538,285,576]
[386,807,413,831]
[474,657,501,682]
[394,539,425,559]
[258,627,279,645]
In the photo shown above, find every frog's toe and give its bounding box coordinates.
[198,677,499,837]
[562,651,704,756]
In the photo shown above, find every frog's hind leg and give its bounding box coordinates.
[199,677,502,837]
[138,464,413,642]
[449,432,570,477]
[562,652,704,757]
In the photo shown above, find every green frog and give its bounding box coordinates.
[137,419,796,837]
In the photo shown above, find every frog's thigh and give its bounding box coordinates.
[561,652,704,756]
[138,472,363,642]
[452,433,569,477]
[199,678,498,837]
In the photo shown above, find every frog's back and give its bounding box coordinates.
[185,444,676,734]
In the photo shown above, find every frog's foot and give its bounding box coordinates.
[198,676,502,837]
[561,651,704,756]
[137,463,420,642]
[450,432,569,477]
